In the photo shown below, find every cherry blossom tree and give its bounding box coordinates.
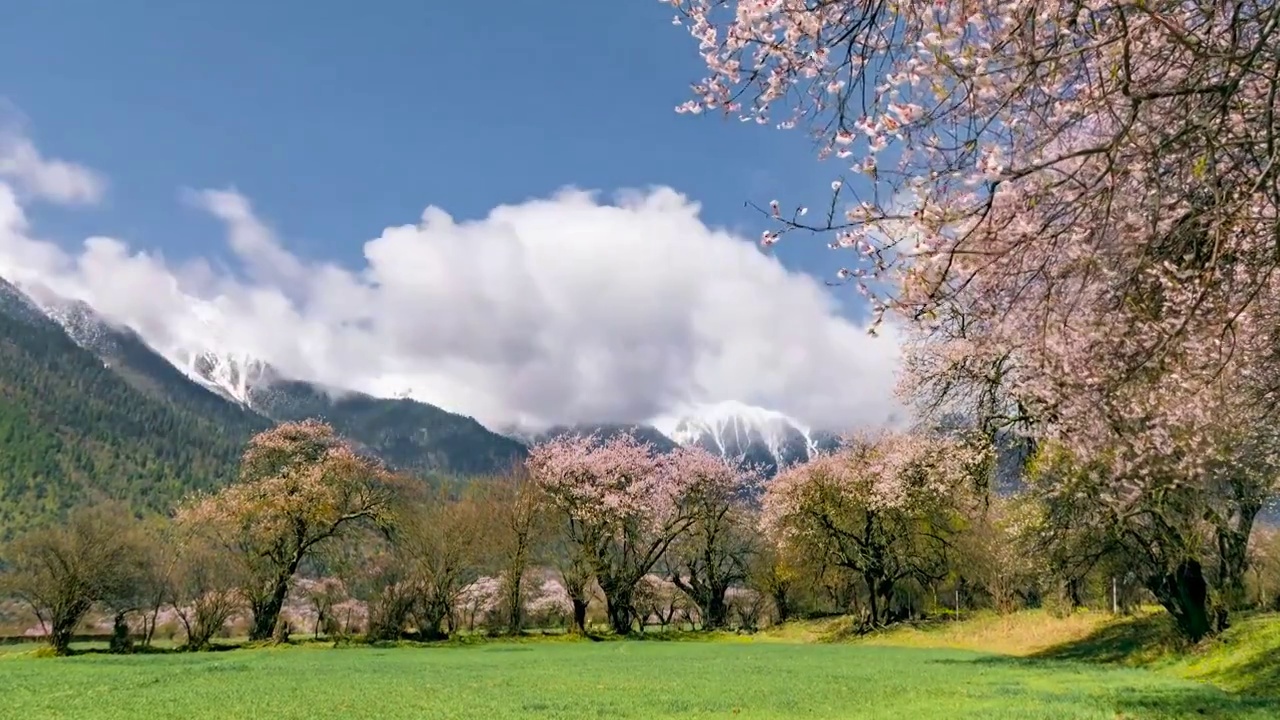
[635,574,688,631]
[1025,425,1279,640]
[526,577,575,629]
[668,0,1280,638]
[177,420,395,642]
[455,576,503,632]
[551,543,597,634]
[320,525,406,641]
[763,431,988,629]
[954,495,1040,614]
[526,433,698,635]
[1246,527,1280,610]
[170,528,242,651]
[747,537,802,623]
[301,577,347,639]
[662,446,761,629]
[669,0,1280,351]
[726,586,767,630]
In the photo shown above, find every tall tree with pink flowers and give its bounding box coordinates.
[663,446,761,630]
[667,0,1280,639]
[763,431,988,629]
[527,433,699,634]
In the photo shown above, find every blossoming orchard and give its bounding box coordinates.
[661,0,1280,641]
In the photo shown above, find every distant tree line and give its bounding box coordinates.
[4,420,1280,656]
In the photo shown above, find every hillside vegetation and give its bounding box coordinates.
[0,307,251,538]
[253,380,527,477]
[0,277,531,535]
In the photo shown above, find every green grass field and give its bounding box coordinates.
[3,612,1280,719]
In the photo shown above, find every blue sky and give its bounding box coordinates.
[0,0,901,430]
[0,0,849,297]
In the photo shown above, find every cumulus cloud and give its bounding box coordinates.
[0,133,903,432]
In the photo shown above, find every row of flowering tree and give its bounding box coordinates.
[0,421,779,650]
[9,417,1278,653]
[526,433,760,634]
[664,0,1280,641]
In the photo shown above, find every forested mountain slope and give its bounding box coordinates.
[250,379,528,477]
[0,284,251,538]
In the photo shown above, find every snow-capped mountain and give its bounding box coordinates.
[4,275,838,479]
[505,402,838,476]
[652,400,841,475]
[12,281,275,408]
[40,296,135,362]
[170,348,278,406]
[0,274,527,478]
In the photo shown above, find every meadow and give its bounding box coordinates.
[4,612,1279,720]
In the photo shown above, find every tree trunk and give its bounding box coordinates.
[48,600,90,656]
[1216,501,1259,614]
[1148,559,1215,642]
[366,586,414,642]
[599,576,637,635]
[605,591,634,635]
[417,596,449,640]
[109,612,133,654]
[771,586,792,623]
[249,574,293,642]
[570,598,588,634]
[1067,577,1084,609]
[864,571,883,627]
[272,616,291,643]
[504,571,525,635]
[143,606,160,647]
[875,579,901,625]
[50,619,76,656]
[702,589,729,630]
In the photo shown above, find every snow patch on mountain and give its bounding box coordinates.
[650,400,837,473]
[171,349,275,405]
[41,297,123,357]
[8,280,132,369]
[652,401,815,457]
[502,402,837,474]
[14,282,268,405]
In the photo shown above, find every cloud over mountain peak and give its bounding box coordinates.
[0,131,903,433]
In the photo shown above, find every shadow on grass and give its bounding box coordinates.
[1219,649,1280,698]
[72,642,241,657]
[923,611,1280,716]
[1109,687,1279,719]
[1028,613,1185,665]
[929,654,1280,718]
[1027,612,1280,700]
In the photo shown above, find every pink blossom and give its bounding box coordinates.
[667,0,1280,511]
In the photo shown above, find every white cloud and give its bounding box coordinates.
[0,134,105,205]
[0,135,903,432]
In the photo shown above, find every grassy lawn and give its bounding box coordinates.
[2,635,1277,719]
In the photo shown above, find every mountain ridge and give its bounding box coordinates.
[0,276,533,535]
[0,277,251,537]
[5,276,848,487]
